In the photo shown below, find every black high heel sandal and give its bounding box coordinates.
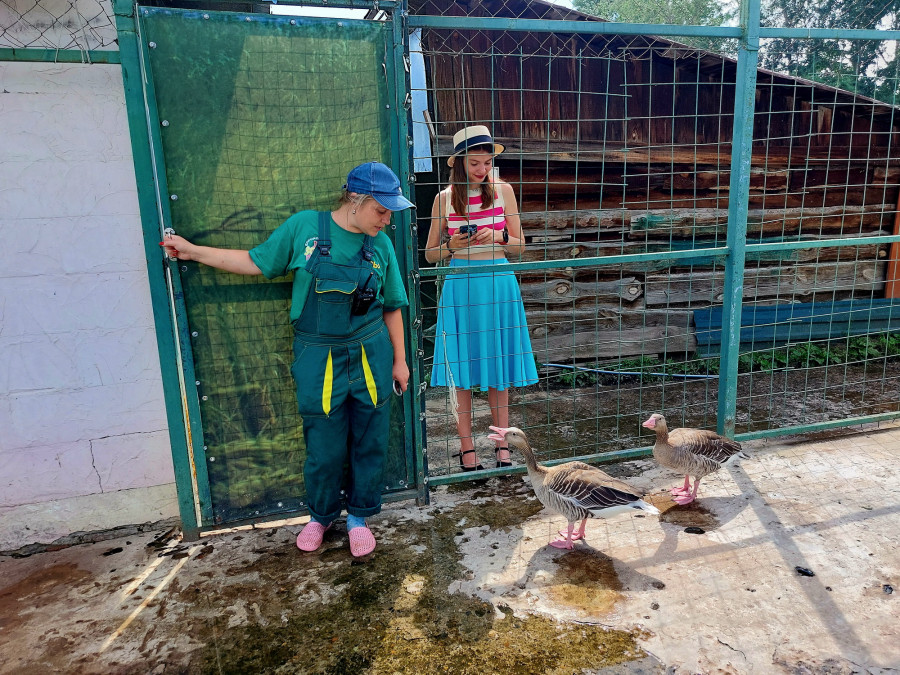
[453,449,484,472]
[495,446,513,468]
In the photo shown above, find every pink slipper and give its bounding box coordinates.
[348,525,376,557]
[296,521,330,552]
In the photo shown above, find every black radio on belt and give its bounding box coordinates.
[351,272,376,316]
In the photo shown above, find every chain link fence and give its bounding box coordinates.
[1,0,117,51]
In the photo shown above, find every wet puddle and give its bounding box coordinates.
[545,549,623,614]
[649,494,721,531]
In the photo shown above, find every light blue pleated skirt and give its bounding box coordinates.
[431,257,539,391]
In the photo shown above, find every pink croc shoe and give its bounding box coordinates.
[348,525,376,557]
[296,521,330,552]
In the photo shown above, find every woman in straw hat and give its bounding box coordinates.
[424,125,539,471]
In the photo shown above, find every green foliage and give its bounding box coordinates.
[736,332,900,372]
[761,0,900,103]
[556,368,600,387]
[549,331,900,386]
[573,0,737,52]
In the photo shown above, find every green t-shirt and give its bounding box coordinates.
[249,210,409,321]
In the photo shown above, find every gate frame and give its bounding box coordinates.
[114,0,423,538]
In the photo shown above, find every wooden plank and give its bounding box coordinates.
[518,203,894,235]
[439,137,900,167]
[519,209,630,232]
[645,260,886,307]
[630,203,893,238]
[527,307,696,361]
[519,234,888,271]
[519,276,643,306]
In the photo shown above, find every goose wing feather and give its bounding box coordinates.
[668,428,745,465]
[545,464,642,512]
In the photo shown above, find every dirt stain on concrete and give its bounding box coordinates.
[648,494,720,530]
[0,563,92,631]
[545,549,624,614]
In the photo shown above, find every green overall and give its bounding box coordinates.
[292,213,394,524]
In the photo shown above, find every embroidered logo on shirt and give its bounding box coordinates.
[304,237,318,261]
[372,261,381,269]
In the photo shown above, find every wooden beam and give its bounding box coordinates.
[527,308,696,361]
[645,260,886,307]
[519,276,643,306]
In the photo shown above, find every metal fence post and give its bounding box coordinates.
[387,1,429,505]
[113,0,206,538]
[717,0,761,437]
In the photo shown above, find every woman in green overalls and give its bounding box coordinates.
[161,162,413,557]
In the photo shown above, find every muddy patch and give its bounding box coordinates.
[0,563,93,633]
[190,482,650,674]
[649,494,721,531]
[545,549,623,614]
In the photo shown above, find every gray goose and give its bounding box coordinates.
[642,413,748,505]
[488,426,660,550]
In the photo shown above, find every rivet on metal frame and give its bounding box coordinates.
[161,120,169,127]
[181,266,187,272]
[244,16,251,21]
[290,19,296,25]
[201,395,208,401]
[209,456,215,462]
[148,41,156,48]
[191,331,199,337]
[385,104,391,109]
[170,194,178,201]
[338,22,344,27]
[203,13,209,19]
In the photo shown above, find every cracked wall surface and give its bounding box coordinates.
[0,61,178,549]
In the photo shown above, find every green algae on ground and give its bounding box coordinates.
[192,481,648,674]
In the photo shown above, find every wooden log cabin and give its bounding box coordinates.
[411,0,900,364]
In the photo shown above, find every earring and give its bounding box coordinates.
[352,209,357,214]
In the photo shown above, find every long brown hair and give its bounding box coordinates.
[449,143,495,219]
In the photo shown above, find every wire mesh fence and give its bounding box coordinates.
[0,0,117,51]
[411,8,900,481]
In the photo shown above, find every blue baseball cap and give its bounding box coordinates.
[344,162,415,211]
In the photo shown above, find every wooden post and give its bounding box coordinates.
[886,188,900,298]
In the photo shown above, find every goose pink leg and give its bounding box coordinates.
[670,475,692,496]
[558,518,588,541]
[673,479,701,505]
[550,522,577,549]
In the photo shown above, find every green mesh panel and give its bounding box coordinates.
[143,7,408,523]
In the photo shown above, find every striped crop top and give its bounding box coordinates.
[443,186,507,256]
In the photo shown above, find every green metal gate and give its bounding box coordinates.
[119,2,423,536]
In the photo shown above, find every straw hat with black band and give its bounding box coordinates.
[446,125,505,167]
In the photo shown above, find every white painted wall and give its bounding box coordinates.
[0,61,179,550]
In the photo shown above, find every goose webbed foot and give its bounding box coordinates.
[670,476,693,496]
[558,518,588,541]
[550,523,577,549]
[672,493,697,505]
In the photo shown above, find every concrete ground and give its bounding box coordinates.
[1,422,898,674]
